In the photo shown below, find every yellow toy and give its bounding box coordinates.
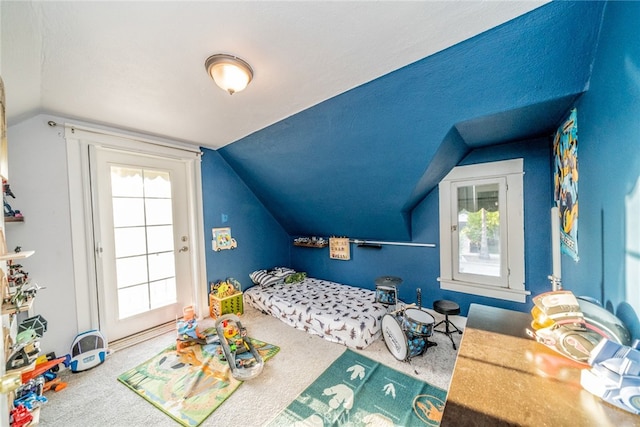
[223,321,238,339]
[216,280,237,298]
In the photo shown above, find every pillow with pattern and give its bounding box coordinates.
[250,267,296,287]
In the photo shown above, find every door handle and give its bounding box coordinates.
[179,246,189,252]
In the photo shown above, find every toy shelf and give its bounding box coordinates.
[0,250,34,261]
[293,241,328,248]
[293,236,328,248]
[1,249,36,314]
[1,296,34,315]
[4,216,24,223]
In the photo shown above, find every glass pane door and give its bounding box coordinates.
[91,147,193,341]
[111,166,177,319]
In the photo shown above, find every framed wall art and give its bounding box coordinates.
[212,227,237,251]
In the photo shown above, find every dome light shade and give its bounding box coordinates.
[205,54,253,95]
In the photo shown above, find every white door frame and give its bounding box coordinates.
[64,124,207,335]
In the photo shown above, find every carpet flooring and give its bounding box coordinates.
[268,349,447,426]
[35,304,464,426]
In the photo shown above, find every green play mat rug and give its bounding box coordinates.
[268,349,446,426]
[117,335,279,427]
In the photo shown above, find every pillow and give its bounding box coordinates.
[271,267,296,277]
[250,267,296,287]
[249,269,268,285]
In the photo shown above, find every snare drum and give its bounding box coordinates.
[382,314,427,361]
[403,308,435,337]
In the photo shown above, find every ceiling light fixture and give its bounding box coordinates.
[205,54,254,95]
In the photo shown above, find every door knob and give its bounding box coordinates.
[179,246,189,252]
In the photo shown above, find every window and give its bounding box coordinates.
[438,159,528,302]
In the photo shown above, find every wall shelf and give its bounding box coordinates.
[293,236,328,248]
[4,216,24,223]
[1,296,34,316]
[293,241,328,248]
[0,250,35,261]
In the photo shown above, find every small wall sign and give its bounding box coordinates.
[212,227,237,251]
[329,237,350,260]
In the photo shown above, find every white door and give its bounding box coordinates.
[91,146,194,341]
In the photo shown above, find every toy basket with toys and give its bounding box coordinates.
[209,277,243,318]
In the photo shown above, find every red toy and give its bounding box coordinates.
[9,405,32,427]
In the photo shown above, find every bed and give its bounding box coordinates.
[244,270,387,349]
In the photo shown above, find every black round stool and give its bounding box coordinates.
[433,300,463,350]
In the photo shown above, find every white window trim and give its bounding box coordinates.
[438,158,529,303]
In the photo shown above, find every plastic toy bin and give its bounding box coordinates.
[209,292,244,318]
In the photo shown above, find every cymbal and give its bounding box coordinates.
[375,276,403,286]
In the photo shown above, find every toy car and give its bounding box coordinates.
[212,237,237,251]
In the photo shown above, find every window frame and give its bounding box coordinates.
[451,177,508,287]
[438,159,529,303]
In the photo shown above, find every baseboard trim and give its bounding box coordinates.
[109,321,175,352]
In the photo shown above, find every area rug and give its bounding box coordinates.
[117,334,280,427]
[267,349,446,426]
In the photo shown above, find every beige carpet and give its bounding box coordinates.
[36,304,465,426]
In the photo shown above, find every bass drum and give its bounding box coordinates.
[382,314,426,361]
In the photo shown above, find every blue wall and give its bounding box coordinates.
[201,148,290,289]
[201,2,640,338]
[290,137,553,315]
[565,1,640,339]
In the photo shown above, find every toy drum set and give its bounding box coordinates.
[375,276,437,361]
[375,276,401,310]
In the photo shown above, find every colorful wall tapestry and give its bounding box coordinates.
[554,108,579,262]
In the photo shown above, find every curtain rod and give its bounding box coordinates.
[350,239,436,248]
[51,120,203,155]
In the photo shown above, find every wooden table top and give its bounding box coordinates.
[440,303,639,426]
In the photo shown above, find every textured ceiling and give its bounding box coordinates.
[1,1,548,149]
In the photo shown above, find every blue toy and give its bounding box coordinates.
[581,338,640,414]
[67,330,109,372]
